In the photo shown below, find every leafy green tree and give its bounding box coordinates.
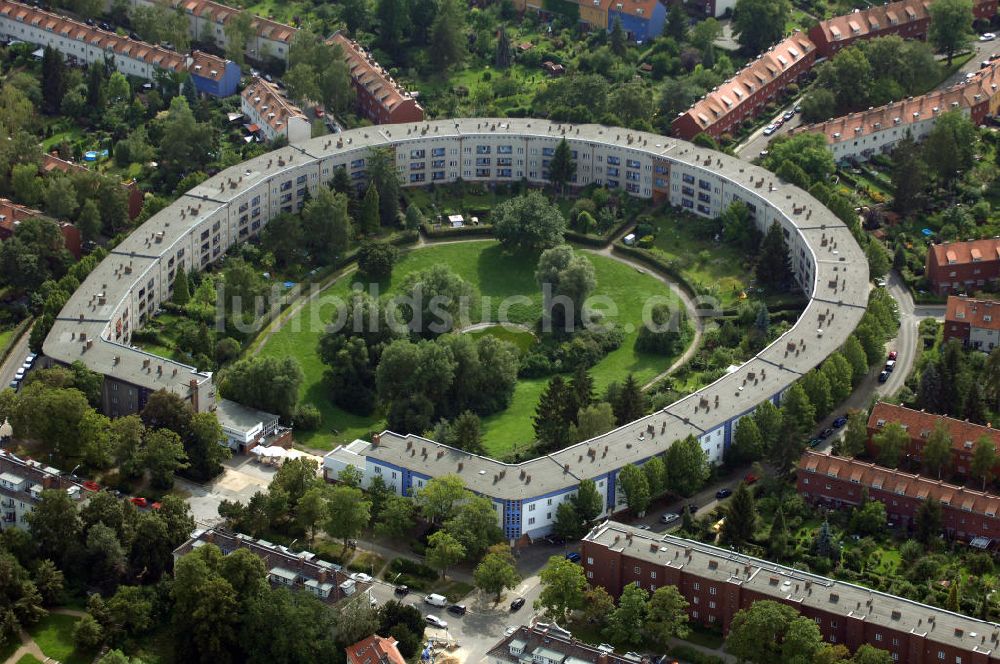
[873,422,908,468]
[219,356,303,422]
[645,586,690,646]
[929,0,973,64]
[575,478,604,523]
[618,464,652,514]
[781,616,824,664]
[172,266,191,306]
[666,435,710,496]
[765,132,836,185]
[801,370,832,419]
[296,486,329,546]
[534,376,574,450]
[302,188,351,264]
[769,507,789,561]
[186,412,229,481]
[642,456,667,497]
[425,531,466,579]
[604,583,648,646]
[756,221,793,290]
[582,586,616,627]
[144,429,189,489]
[495,24,513,68]
[374,495,416,539]
[923,110,976,187]
[569,402,616,443]
[430,0,467,71]
[916,495,943,544]
[223,11,254,67]
[725,600,802,663]
[850,500,887,537]
[852,645,894,664]
[609,17,627,56]
[753,400,783,456]
[357,241,399,279]
[972,436,997,490]
[732,0,790,54]
[553,501,585,540]
[536,245,596,331]
[473,545,521,602]
[612,373,647,425]
[41,47,66,115]
[548,138,576,193]
[721,482,757,546]
[536,555,587,620]
[666,3,688,40]
[44,176,77,220]
[324,486,371,550]
[493,191,567,250]
[891,135,928,216]
[923,420,952,479]
[361,184,380,235]
[840,410,869,457]
[377,0,408,55]
[415,475,467,523]
[730,416,765,464]
[866,241,891,280]
[444,494,503,558]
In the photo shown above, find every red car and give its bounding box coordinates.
[743,473,759,485]
[82,481,100,492]
[151,502,162,510]
[129,497,148,508]
[888,350,898,360]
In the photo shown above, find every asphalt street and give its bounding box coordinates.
[0,326,32,392]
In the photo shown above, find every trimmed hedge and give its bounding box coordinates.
[420,222,495,239]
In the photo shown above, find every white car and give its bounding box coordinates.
[981,32,996,41]
[660,512,680,524]
[762,124,777,136]
[14,368,24,381]
[504,626,517,636]
[425,614,448,629]
[352,572,373,583]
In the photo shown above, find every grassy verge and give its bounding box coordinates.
[28,613,88,664]
[258,241,682,455]
[16,655,44,664]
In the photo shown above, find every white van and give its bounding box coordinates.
[424,593,448,607]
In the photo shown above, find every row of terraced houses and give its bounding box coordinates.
[672,0,998,158]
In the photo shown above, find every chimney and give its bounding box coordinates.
[372,433,380,446]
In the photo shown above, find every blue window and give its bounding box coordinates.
[655,164,668,174]
[497,158,512,166]
[607,179,619,188]
[497,168,512,177]
[432,159,445,168]
[607,156,621,166]
[410,162,425,170]
[542,147,555,157]
[476,157,491,166]
[626,183,640,193]
[606,167,620,177]
[498,145,513,154]
[350,158,365,169]
[697,204,711,214]
[698,179,711,191]
[432,171,446,181]
[476,168,491,177]
[682,199,694,209]
[410,173,425,183]
[681,186,694,196]
[476,145,491,154]
[626,159,640,169]
[410,149,425,158]
[655,178,667,187]
[626,171,639,181]
[432,147,446,157]
[682,173,695,184]
[698,192,711,203]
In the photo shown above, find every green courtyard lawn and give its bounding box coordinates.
[258,240,683,456]
[648,212,754,310]
[27,614,88,664]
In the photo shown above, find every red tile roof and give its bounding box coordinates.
[868,402,1000,452]
[679,31,814,132]
[946,296,1000,332]
[800,450,1000,516]
[172,0,295,43]
[327,32,422,115]
[187,50,230,82]
[607,0,660,19]
[345,635,406,664]
[0,0,187,71]
[813,0,930,45]
[930,238,1000,269]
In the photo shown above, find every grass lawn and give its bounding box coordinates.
[467,325,537,353]
[28,614,88,664]
[682,624,725,649]
[258,241,681,455]
[17,655,44,664]
[649,215,753,310]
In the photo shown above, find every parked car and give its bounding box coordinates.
[129,497,148,508]
[8,380,17,390]
[763,124,777,136]
[510,597,526,611]
[424,594,448,607]
[14,368,24,381]
[637,524,651,530]
[743,473,758,485]
[565,552,582,563]
[821,427,835,439]
[394,585,409,596]
[23,354,35,367]
[660,512,680,524]
[447,604,467,616]
[684,502,699,515]
[352,572,373,583]
[981,32,996,41]
[832,416,848,428]
[888,350,898,361]
[783,110,794,121]
[504,626,518,636]
[425,615,448,629]
[715,488,733,500]
[808,437,824,448]
[878,370,890,383]
[884,360,896,372]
